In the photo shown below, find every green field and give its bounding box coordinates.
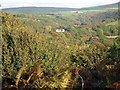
[106,21,118,26]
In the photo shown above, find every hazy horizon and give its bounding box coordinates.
[1,0,119,9]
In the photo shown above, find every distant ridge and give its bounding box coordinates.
[2,7,76,13]
[2,2,119,13]
[78,2,119,10]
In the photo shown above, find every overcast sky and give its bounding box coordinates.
[0,0,119,9]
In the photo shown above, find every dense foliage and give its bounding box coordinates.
[1,8,120,89]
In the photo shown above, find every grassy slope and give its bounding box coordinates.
[106,21,118,26]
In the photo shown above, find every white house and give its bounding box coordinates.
[56,29,65,32]
[76,11,83,13]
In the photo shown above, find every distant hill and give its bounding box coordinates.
[79,2,119,10]
[2,2,119,13]
[2,7,76,13]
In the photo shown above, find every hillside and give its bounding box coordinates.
[13,9,118,32]
[2,2,119,13]
[1,1,120,89]
[2,11,120,89]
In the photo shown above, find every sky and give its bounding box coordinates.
[0,0,119,9]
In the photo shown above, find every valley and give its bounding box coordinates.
[1,2,120,89]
